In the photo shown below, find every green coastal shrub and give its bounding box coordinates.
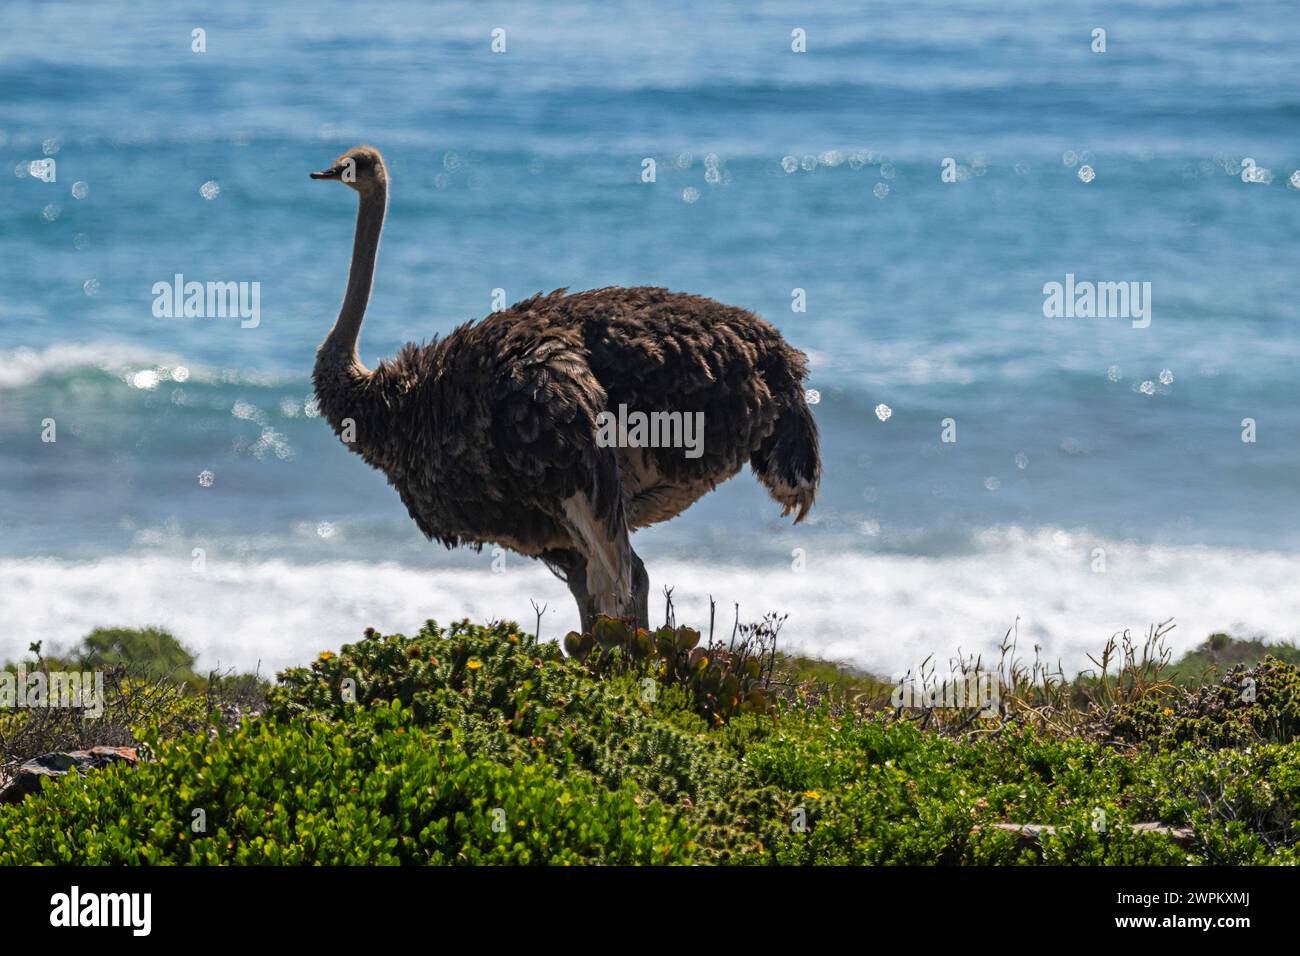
[1167,633,1300,683]
[2,627,269,771]
[1108,657,1300,748]
[4,619,1299,866]
[1150,743,1300,864]
[0,703,693,865]
[7,627,200,684]
[75,627,200,683]
[269,621,760,802]
[268,620,784,860]
[745,714,1299,864]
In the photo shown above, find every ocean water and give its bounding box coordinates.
[2,1,1299,675]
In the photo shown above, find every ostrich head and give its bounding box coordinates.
[309,145,387,195]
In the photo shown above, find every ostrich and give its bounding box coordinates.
[309,145,821,633]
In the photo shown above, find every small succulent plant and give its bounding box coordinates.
[563,616,775,722]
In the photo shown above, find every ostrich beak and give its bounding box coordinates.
[310,165,343,180]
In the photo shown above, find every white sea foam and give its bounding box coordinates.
[2,527,1297,677]
[0,343,165,389]
[0,343,292,390]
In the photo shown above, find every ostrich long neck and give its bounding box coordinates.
[315,181,388,431]
[323,182,387,365]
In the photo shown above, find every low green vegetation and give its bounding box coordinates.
[1166,632,1300,683]
[1,620,1297,864]
[1,627,268,785]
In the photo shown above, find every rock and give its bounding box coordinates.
[0,746,139,805]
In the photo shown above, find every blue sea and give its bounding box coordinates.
[2,0,1298,675]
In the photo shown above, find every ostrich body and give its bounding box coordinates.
[310,146,821,632]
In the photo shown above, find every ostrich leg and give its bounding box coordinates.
[629,548,650,630]
[541,548,597,635]
[542,547,649,633]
